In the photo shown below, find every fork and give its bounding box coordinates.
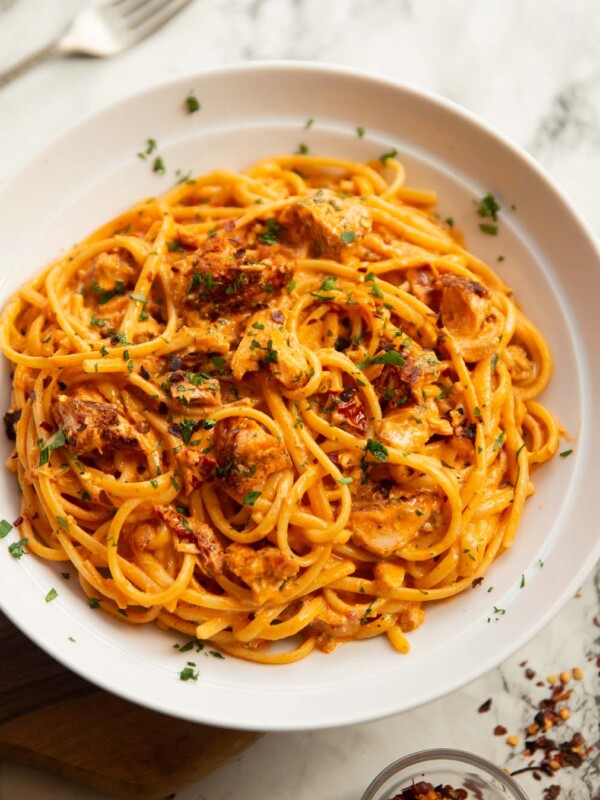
[0,0,193,89]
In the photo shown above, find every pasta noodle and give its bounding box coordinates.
[0,154,559,662]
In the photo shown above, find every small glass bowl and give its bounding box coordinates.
[361,749,529,800]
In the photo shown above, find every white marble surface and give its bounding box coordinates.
[0,1,599,798]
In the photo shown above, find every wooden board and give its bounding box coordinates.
[0,613,262,799]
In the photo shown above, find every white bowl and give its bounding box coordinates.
[1,62,598,731]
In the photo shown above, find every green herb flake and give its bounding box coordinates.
[304,118,314,129]
[153,156,166,175]
[356,126,365,138]
[8,537,28,559]
[45,587,58,603]
[56,516,69,531]
[360,599,376,625]
[167,240,185,252]
[358,350,405,369]
[492,431,505,451]
[0,519,13,538]
[88,597,101,608]
[477,193,501,221]
[520,574,526,589]
[295,143,309,155]
[364,438,388,462]
[179,665,199,682]
[479,223,498,236]
[242,490,261,506]
[559,449,573,458]
[209,650,225,659]
[340,230,356,244]
[185,94,201,113]
[379,148,398,164]
[335,476,353,485]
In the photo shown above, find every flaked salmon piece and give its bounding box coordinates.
[224,543,298,604]
[406,267,439,307]
[437,274,503,362]
[504,344,534,382]
[162,370,221,406]
[52,394,141,456]
[379,400,452,452]
[231,308,309,389]
[154,505,223,577]
[171,235,291,319]
[293,189,372,258]
[351,490,436,558]
[372,344,441,406]
[89,251,136,294]
[213,417,291,495]
[175,447,217,495]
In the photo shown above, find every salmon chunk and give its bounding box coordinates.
[231,309,309,389]
[172,235,290,319]
[213,417,291,495]
[379,400,452,451]
[294,189,372,258]
[351,490,436,557]
[154,505,223,577]
[438,274,503,362]
[163,371,221,406]
[52,394,140,456]
[224,543,299,604]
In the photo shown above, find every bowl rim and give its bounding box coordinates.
[360,748,529,800]
[1,59,600,731]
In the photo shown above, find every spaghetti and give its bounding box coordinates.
[0,154,559,663]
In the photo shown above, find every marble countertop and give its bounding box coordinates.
[0,1,599,798]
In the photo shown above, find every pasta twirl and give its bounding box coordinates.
[0,155,558,662]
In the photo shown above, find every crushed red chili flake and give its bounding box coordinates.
[524,667,536,680]
[494,725,508,736]
[12,515,23,527]
[506,666,591,785]
[390,782,468,800]
[543,786,561,800]
[478,698,492,713]
[471,576,484,588]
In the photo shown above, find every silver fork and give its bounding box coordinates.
[0,0,194,89]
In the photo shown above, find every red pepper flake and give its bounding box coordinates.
[471,576,484,588]
[478,698,492,713]
[543,786,561,800]
[525,667,536,680]
[271,309,284,324]
[12,515,23,527]
[39,421,53,432]
[494,725,508,735]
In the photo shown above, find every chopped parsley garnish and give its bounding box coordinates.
[257,217,281,246]
[61,572,70,579]
[340,230,356,244]
[356,126,365,138]
[92,279,125,305]
[170,476,180,491]
[90,315,107,328]
[335,476,353,485]
[320,276,338,291]
[295,143,309,155]
[150,478,159,489]
[304,118,314,129]
[0,519,12,538]
[287,278,297,294]
[137,138,157,159]
[88,597,101,608]
[56,516,69,531]
[490,352,499,371]
[360,599,376,625]
[364,438,388,462]
[379,148,397,164]
[520,574,526,589]
[39,429,66,467]
[559,449,573,458]
[179,418,198,445]
[185,93,201,113]
[209,650,225,659]
[45,588,58,603]
[167,240,185,252]
[492,431,505,451]
[153,156,166,174]
[8,538,28,559]
[357,350,405,369]
[263,340,278,364]
[477,193,501,221]
[242,490,261,506]
[202,418,217,429]
[479,223,498,236]
[130,292,147,304]
[179,665,199,681]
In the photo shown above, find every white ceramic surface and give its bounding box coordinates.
[0,61,598,733]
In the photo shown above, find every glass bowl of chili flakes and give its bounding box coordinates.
[361,749,529,800]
